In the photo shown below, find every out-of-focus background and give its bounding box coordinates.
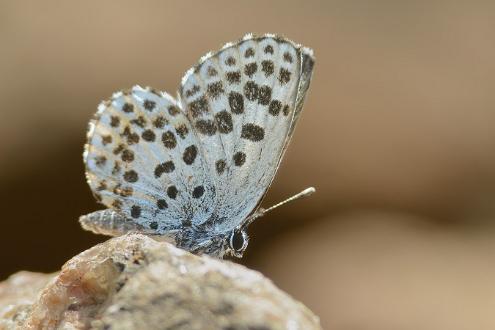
[1,1,495,329]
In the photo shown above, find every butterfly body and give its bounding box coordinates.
[80,34,315,258]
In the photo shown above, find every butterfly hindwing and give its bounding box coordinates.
[84,86,215,233]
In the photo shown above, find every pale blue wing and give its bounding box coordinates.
[180,34,315,232]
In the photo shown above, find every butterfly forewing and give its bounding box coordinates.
[84,86,214,232]
[180,35,314,231]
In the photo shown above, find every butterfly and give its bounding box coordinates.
[80,33,315,258]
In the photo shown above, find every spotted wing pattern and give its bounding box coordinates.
[180,34,314,232]
[84,34,314,241]
[84,86,214,233]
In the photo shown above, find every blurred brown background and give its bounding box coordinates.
[2,1,495,329]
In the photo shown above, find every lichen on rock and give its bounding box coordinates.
[0,234,321,329]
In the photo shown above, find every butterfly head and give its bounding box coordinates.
[182,227,248,258]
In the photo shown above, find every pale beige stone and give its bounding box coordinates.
[0,271,56,329]
[0,234,321,330]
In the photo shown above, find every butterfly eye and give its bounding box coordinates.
[229,230,246,252]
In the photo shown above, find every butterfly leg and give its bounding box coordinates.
[79,209,145,237]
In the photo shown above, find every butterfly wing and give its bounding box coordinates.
[84,86,215,233]
[180,34,315,232]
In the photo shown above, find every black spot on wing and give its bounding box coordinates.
[162,131,177,149]
[168,105,181,116]
[115,185,133,197]
[95,156,107,167]
[261,60,274,77]
[112,162,121,175]
[123,170,138,183]
[113,144,125,155]
[244,81,259,101]
[154,161,175,178]
[207,66,218,77]
[192,185,205,199]
[167,185,178,199]
[244,48,255,58]
[241,124,265,142]
[233,152,246,166]
[157,199,168,209]
[149,88,161,96]
[142,129,156,142]
[278,68,291,85]
[216,159,226,174]
[101,135,112,146]
[130,116,146,128]
[229,92,244,114]
[175,124,189,139]
[185,85,201,97]
[226,71,241,84]
[207,82,224,100]
[283,105,290,116]
[122,103,134,113]
[283,52,293,63]
[258,85,272,105]
[153,116,167,129]
[121,149,134,163]
[195,119,217,136]
[269,100,282,116]
[189,96,209,118]
[244,63,257,78]
[143,99,156,111]
[214,110,233,134]
[110,116,120,127]
[182,145,198,165]
[122,126,139,145]
[225,56,236,66]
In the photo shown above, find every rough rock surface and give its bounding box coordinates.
[0,234,321,330]
[0,271,56,330]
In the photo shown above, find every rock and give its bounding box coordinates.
[0,234,321,330]
[0,271,56,330]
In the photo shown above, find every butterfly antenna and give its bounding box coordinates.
[243,187,316,227]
